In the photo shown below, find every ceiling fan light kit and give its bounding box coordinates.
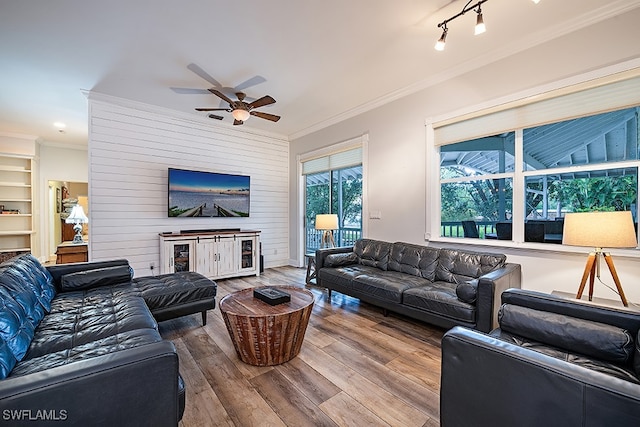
[435,0,540,51]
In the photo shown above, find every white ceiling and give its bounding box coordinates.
[1,0,638,147]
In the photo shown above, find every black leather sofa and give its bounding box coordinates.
[316,239,521,332]
[441,289,640,426]
[0,253,217,426]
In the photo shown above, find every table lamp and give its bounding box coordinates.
[65,204,88,244]
[315,214,338,248]
[562,211,637,306]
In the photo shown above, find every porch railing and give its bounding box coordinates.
[305,226,362,254]
[441,221,496,238]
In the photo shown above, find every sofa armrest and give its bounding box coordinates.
[475,263,521,332]
[315,246,354,270]
[0,341,180,427]
[441,326,640,427]
[46,259,131,292]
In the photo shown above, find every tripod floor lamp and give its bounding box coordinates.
[562,211,637,307]
[315,214,338,248]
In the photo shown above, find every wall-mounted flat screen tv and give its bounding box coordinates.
[168,168,250,217]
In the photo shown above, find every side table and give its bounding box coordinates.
[305,253,316,285]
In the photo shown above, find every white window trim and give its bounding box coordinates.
[426,58,640,257]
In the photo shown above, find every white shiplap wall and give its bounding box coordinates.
[88,95,289,276]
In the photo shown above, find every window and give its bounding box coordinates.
[434,70,640,245]
[302,147,363,253]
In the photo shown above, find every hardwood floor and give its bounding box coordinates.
[159,266,444,427]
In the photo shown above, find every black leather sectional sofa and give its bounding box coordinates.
[0,253,216,426]
[316,239,521,332]
[441,289,640,426]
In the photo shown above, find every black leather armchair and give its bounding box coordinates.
[440,289,640,426]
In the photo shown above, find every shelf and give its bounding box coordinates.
[0,182,31,187]
[0,199,31,203]
[0,166,30,173]
[0,230,34,236]
[0,214,31,217]
[0,247,30,254]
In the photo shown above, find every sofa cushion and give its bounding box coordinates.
[25,284,157,359]
[492,329,640,385]
[456,279,479,304]
[436,249,506,284]
[388,243,439,281]
[318,265,379,290]
[1,254,56,312]
[0,286,35,361]
[354,239,392,271]
[499,304,635,364]
[0,271,45,331]
[60,265,133,292]
[402,283,476,323]
[131,271,217,311]
[352,271,431,303]
[9,327,162,378]
[324,252,358,268]
[0,336,17,379]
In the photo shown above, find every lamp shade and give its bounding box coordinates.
[65,204,89,224]
[563,211,636,248]
[315,214,338,230]
[232,109,250,121]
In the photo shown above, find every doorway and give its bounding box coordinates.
[48,180,88,262]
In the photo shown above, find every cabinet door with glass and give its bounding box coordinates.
[237,236,257,274]
[162,240,195,273]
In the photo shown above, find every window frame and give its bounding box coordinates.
[427,59,640,253]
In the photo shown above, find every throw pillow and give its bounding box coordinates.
[455,279,479,304]
[60,265,132,292]
[324,252,358,268]
[499,304,635,364]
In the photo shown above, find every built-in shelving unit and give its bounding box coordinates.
[0,155,34,261]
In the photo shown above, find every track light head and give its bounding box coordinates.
[474,7,486,35]
[435,26,448,51]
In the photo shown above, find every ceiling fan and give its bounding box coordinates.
[195,89,281,125]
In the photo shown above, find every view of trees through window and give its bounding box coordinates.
[305,165,362,252]
[440,106,639,242]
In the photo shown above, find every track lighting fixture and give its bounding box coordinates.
[435,0,488,51]
[474,5,486,35]
[434,23,448,51]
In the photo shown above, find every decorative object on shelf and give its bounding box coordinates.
[253,287,291,306]
[562,211,637,306]
[315,214,338,248]
[65,204,89,244]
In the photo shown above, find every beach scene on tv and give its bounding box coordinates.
[168,169,250,217]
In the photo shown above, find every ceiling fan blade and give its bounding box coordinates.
[233,119,244,126]
[208,88,234,105]
[235,75,266,92]
[250,111,281,122]
[195,108,229,111]
[171,87,211,95]
[248,95,276,109]
[208,114,224,120]
[187,63,222,87]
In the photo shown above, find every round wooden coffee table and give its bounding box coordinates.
[219,286,314,366]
